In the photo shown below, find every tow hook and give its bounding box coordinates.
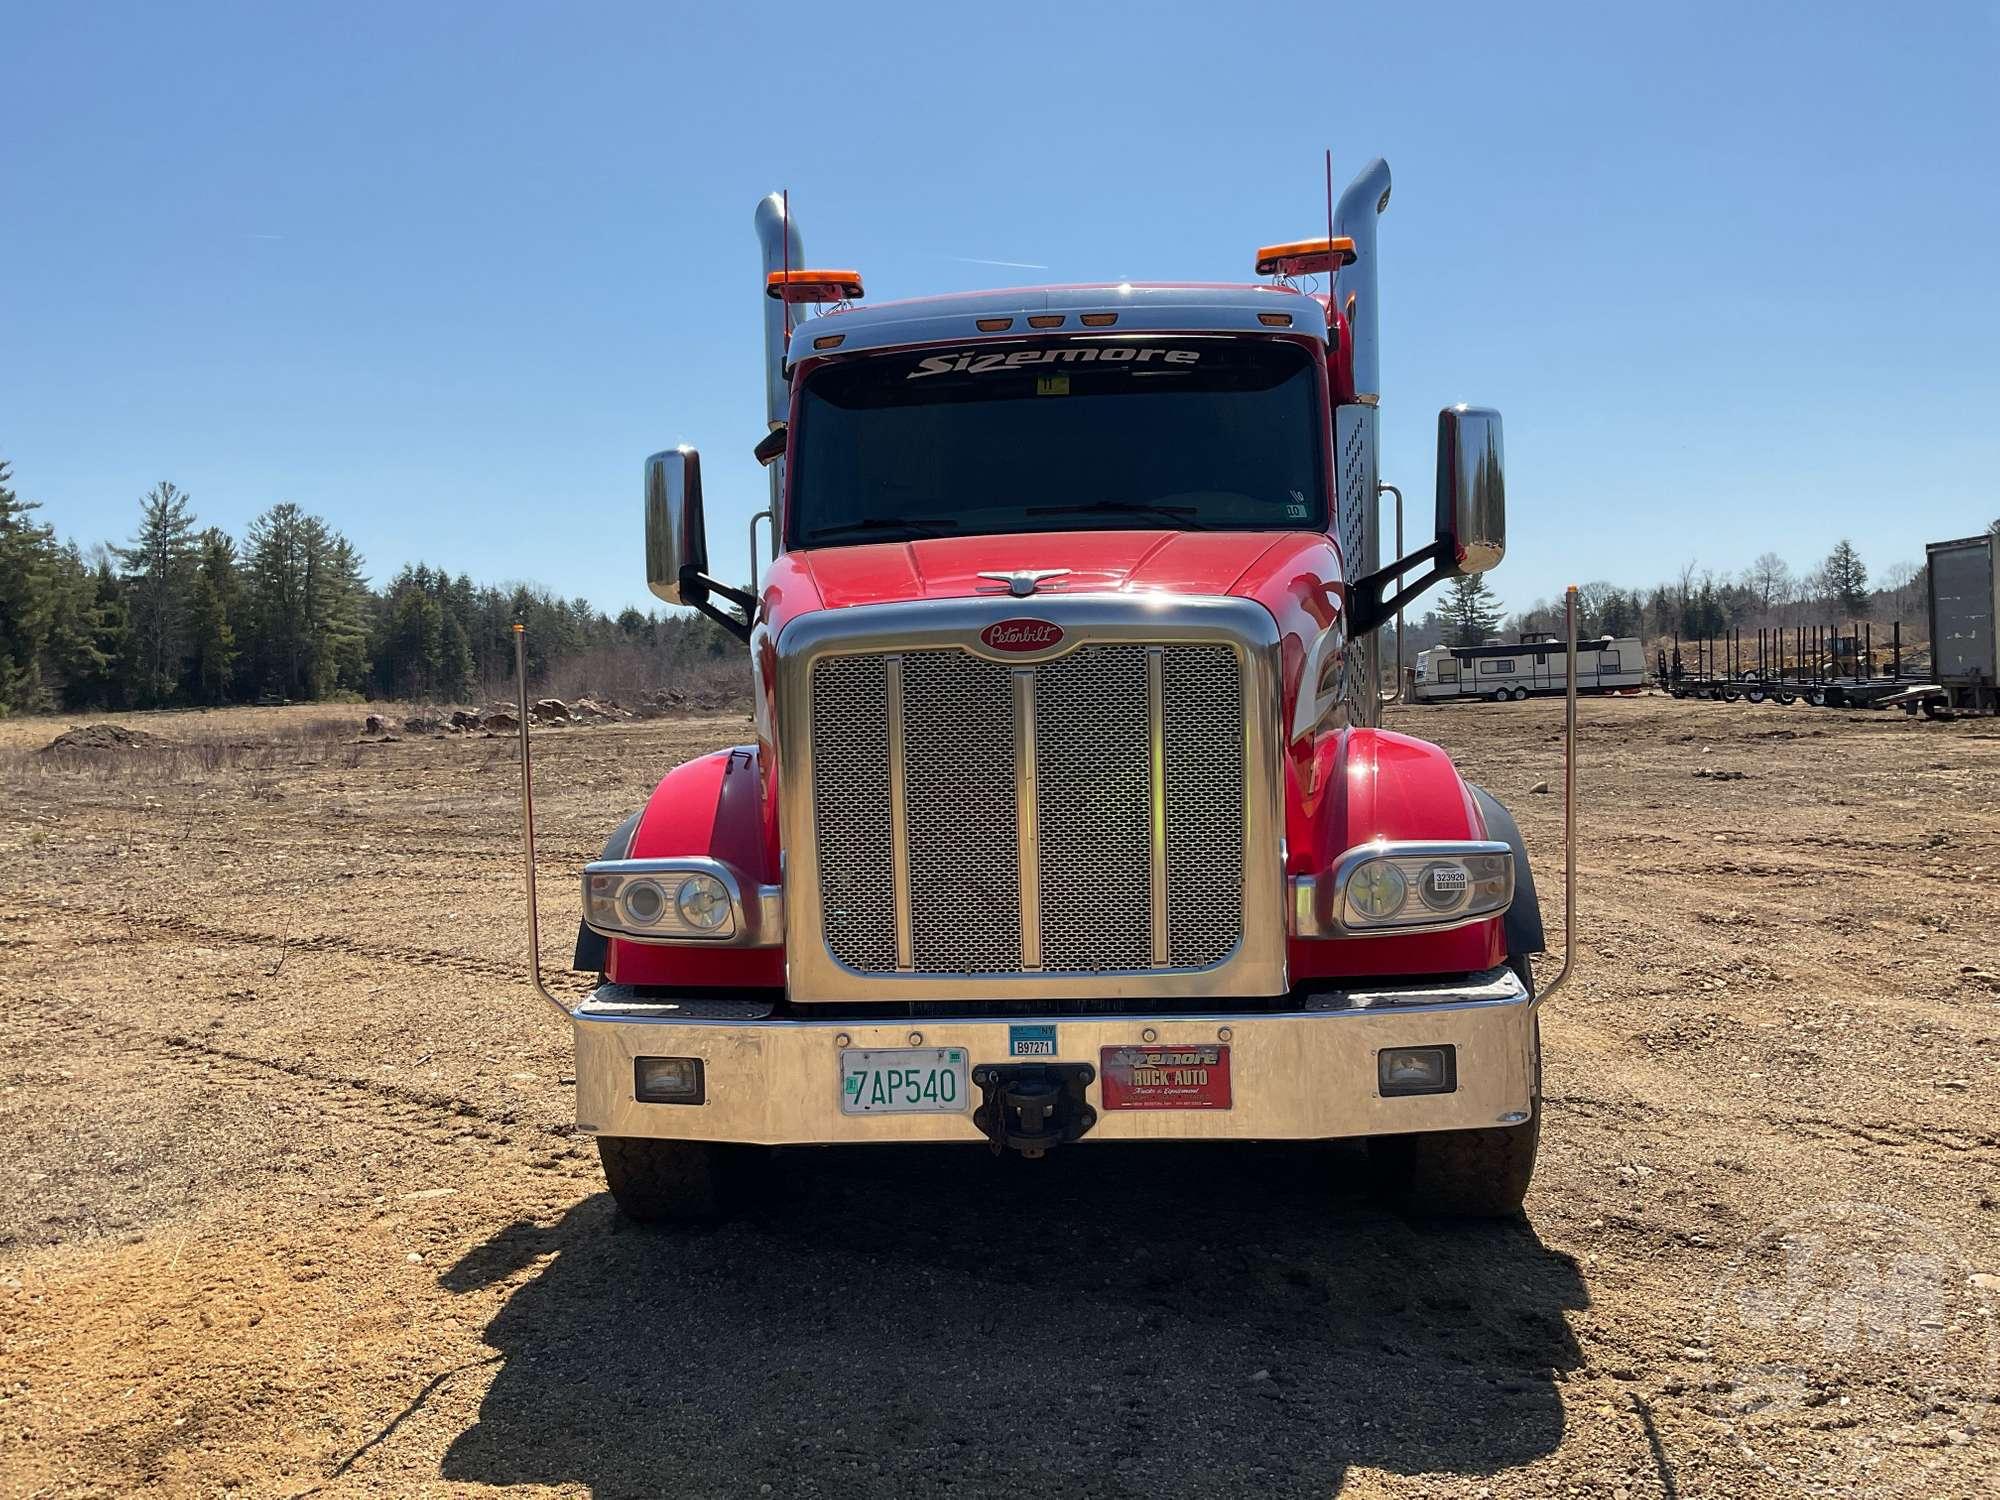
[970,1063,1097,1158]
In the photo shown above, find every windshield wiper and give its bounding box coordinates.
[803,516,962,543]
[1025,500,1213,530]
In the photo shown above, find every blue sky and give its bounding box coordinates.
[4,1,1995,620]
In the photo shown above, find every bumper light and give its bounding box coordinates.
[635,1056,706,1104]
[1378,1045,1456,1097]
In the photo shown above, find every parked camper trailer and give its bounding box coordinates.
[1414,635,1643,702]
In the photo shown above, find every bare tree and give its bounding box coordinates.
[1879,560,1923,624]
[1744,552,1792,612]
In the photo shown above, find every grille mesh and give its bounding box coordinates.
[902,652,1023,972]
[1035,646,1154,971]
[810,655,897,972]
[808,641,1244,978]
[1163,648,1245,965]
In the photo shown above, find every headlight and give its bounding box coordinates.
[1347,862,1408,919]
[582,861,740,941]
[1334,842,1513,933]
[674,873,731,931]
[620,879,668,926]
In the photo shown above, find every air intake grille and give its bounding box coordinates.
[1036,646,1153,971]
[808,643,1243,978]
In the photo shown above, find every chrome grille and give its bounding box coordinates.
[901,651,1023,972]
[1035,646,1153,970]
[808,642,1244,978]
[810,655,897,972]
[1163,647,1244,966]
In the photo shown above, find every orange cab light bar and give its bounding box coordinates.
[1253,236,1357,277]
[766,268,865,304]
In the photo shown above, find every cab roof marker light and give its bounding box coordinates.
[1254,236,1358,278]
[812,333,846,350]
[1027,314,1064,329]
[1079,312,1118,327]
[975,317,1014,332]
[766,268,866,304]
[1257,312,1294,327]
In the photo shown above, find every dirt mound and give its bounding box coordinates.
[41,723,159,753]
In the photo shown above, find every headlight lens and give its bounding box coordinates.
[1336,845,1513,932]
[620,879,668,926]
[674,873,732,931]
[1347,862,1409,919]
[1416,860,1472,913]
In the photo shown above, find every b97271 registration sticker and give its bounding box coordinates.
[1099,1044,1232,1110]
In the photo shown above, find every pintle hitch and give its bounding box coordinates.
[970,1063,1097,1158]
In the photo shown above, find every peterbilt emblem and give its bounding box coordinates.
[981,619,1065,652]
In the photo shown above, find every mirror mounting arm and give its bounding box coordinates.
[683,573,755,644]
[1349,539,1444,637]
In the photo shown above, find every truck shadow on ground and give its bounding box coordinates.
[438,1142,1586,1499]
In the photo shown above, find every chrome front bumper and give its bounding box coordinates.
[569,966,1536,1145]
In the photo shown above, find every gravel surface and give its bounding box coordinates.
[0,695,1995,1498]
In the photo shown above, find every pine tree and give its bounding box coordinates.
[1822,539,1870,618]
[1444,573,1504,648]
[186,529,241,704]
[113,481,199,705]
[0,462,58,713]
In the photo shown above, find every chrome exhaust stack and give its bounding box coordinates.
[1333,158,1391,407]
[753,192,806,543]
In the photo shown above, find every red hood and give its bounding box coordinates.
[793,530,1295,607]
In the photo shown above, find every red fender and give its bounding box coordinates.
[605,746,785,988]
[1287,727,1506,980]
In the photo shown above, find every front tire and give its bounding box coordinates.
[597,1136,766,1225]
[1369,1095,1540,1218]
[1368,956,1540,1218]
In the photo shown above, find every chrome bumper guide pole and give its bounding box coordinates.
[515,623,572,1021]
[1536,585,1580,1006]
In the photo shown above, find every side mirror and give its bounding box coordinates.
[644,446,709,606]
[1434,405,1505,577]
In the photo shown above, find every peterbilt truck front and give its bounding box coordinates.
[524,159,1570,1224]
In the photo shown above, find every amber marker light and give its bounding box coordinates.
[1254,236,1357,277]
[766,268,865,303]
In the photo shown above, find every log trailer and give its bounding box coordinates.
[515,159,1577,1223]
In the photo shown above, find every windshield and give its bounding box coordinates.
[788,336,1327,547]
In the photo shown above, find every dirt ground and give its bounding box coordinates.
[1,694,1996,1499]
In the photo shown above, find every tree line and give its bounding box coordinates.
[0,462,734,716]
[1413,531,1988,654]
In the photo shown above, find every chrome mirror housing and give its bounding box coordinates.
[1433,405,1505,577]
[644,446,709,606]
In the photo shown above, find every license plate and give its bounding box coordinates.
[1099,1043,1232,1110]
[840,1048,970,1115]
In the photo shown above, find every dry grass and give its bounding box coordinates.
[0,707,375,786]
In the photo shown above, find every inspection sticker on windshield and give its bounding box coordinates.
[1009,1024,1057,1057]
[1099,1044,1232,1110]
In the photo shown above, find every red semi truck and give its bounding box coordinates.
[517,159,1574,1223]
